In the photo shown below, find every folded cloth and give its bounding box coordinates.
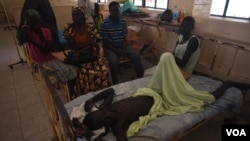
[127,52,215,137]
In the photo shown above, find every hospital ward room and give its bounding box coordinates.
[0,0,250,141]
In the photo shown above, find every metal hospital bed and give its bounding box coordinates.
[39,64,243,141]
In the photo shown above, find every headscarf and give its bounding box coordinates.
[71,5,85,17]
[23,9,41,24]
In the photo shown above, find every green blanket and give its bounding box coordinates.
[127,53,215,137]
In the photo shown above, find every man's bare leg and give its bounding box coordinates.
[211,80,249,124]
[211,81,250,100]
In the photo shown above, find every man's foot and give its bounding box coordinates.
[231,81,250,91]
[212,81,249,99]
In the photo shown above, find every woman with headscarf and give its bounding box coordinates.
[63,5,98,49]
[63,5,111,97]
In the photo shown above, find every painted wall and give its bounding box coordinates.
[6,0,100,29]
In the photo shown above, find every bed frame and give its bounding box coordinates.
[40,64,209,141]
[39,63,244,141]
[39,64,76,141]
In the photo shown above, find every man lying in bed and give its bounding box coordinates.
[72,52,249,141]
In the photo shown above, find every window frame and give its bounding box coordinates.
[132,0,169,10]
[210,0,250,20]
[97,0,169,9]
[97,0,106,3]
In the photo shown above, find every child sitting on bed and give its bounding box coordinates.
[71,52,249,141]
[144,16,200,80]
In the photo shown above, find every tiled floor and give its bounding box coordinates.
[0,23,249,141]
[0,24,54,141]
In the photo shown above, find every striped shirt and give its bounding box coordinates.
[100,17,128,48]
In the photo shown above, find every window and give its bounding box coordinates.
[210,0,250,20]
[98,0,106,3]
[156,0,168,9]
[133,0,168,9]
[134,0,142,7]
[96,0,168,9]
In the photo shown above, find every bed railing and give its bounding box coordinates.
[39,64,76,141]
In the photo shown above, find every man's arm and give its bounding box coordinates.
[103,36,127,58]
[112,122,129,141]
[102,39,119,53]
[72,118,94,140]
[84,88,115,111]
[16,26,29,45]
[100,22,122,55]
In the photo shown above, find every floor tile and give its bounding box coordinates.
[0,122,23,141]
[19,102,47,122]
[16,86,42,109]
[21,114,52,139]
[0,109,20,128]
[23,128,54,141]
[0,89,17,113]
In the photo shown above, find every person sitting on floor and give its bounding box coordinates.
[71,51,250,141]
[100,1,144,85]
[144,16,200,80]
[16,9,77,96]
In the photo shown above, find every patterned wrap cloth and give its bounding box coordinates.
[74,57,110,96]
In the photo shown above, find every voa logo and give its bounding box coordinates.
[226,129,246,136]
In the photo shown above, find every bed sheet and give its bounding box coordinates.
[64,75,243,141]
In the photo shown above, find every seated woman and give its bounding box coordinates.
[62,5,111,98]
[144,16,200,80]
[63,5,98,49]
[16,9,77,96]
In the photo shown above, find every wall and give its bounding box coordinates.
[194,17,250,47]
[8,0,97,30]
[0,0,24,23]
[169,0,194,16]
[12,5,74,30]
[188,0,250,83]
[196,37,250,83]
[3,0,95,28]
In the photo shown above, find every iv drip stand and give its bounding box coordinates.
[1,0,26,69]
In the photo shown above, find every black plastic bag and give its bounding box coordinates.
[63,43,100,67]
